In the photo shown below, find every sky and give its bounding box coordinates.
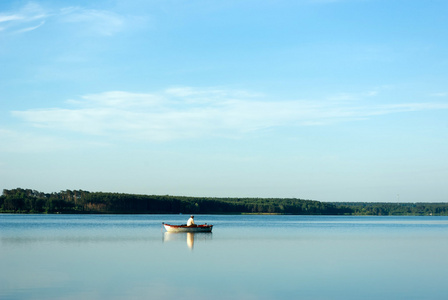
[1,0,447,203]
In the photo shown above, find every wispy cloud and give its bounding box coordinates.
[14,20,45,33]
[11,87,448,142]
[0,15,23,22]
[0,2,129,36]
[0,2,48,34]
[430,92,447,98]
[60,7,126,36]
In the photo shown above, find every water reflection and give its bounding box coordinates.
[163,232,213,250]
[2,215,448,300]
[1,235,155,245]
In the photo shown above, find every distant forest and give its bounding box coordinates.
[1,188,447,216]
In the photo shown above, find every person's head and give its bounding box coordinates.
[191,215,194,218]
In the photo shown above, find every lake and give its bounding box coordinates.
[1,214,447,300]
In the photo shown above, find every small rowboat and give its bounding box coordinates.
[163,222,213,233]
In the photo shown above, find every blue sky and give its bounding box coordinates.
[1,0,447,202]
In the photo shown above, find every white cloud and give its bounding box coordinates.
[0,2,48,34]
[11,87,448,142]
[71,91,163,108]
[430,92,447,98]
[0,2,129,36]
[15,20,45,33]
[60,8,126,36]
[0,15,23,22]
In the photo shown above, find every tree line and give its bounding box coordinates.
[1,188,447,215]
[332,201,448,216]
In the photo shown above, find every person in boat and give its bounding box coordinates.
[187,215,195,226]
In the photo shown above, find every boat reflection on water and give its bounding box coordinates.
[163,232,213,250]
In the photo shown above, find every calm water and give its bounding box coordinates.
[1,215,447,300]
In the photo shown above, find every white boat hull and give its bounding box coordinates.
[163,223,213,233]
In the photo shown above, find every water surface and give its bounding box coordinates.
[1,215,447,300]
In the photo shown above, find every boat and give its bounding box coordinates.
[163,222,213,233]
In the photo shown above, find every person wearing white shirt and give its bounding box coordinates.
[187,215,195,226]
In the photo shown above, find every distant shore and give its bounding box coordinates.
[1,188,447,216]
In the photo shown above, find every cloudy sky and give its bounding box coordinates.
[1,0,447,202]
